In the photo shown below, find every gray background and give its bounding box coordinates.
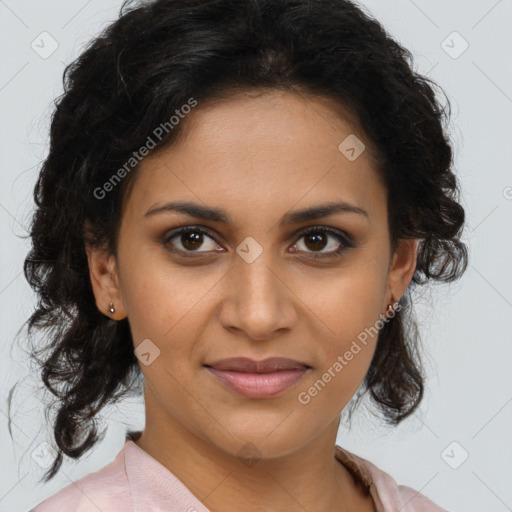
[1,1,511,511]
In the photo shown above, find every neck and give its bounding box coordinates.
[134,407,373,511]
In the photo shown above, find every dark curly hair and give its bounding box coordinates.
[8,0,468,482]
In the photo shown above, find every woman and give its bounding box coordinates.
[17,0,467,510]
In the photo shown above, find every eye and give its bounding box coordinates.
[162,226,221,255]
[291,226,352,259]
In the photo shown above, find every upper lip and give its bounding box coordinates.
[204,357,310,373]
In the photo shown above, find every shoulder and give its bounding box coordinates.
[30,445,131,512]
[335,445,446,511]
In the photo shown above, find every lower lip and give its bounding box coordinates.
[205,367,309,398]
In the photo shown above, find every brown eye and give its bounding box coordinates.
[293,226,352,258]
[180,230,204,251]
[303,231,329,251]
[163,227,219,254]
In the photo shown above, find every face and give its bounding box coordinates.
[87,89,418,460]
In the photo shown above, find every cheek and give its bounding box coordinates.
[299,265,386,342]
[301,265,386,386]
[303,307,382,414]
[117,242,212,342]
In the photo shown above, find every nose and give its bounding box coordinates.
[218,251,298,341]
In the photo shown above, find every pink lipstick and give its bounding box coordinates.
[204,357,310,399]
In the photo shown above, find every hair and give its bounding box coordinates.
[8,0,468,482]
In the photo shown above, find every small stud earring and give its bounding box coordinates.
[108,302,115,314]
[385,295,397,317]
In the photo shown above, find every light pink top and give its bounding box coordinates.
[31,439,445,511]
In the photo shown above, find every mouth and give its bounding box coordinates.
[204,357,311,399]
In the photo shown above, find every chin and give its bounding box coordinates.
[204,420,313,463]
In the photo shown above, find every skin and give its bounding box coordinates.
[86,89,419,512]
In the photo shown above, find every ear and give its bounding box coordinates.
[384,238,420,308]
[84,228,127,321]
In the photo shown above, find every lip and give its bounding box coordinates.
[204,357,311,399]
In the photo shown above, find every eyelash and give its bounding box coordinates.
[161,225,354,260]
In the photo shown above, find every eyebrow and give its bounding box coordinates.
[143,200,369,225]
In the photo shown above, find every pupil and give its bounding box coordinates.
[306,232,327,251]
[182,231,202,250]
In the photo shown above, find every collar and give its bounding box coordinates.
[124,440,210,512]
[123,438,396,511]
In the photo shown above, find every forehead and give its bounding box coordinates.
[122,89,386,227]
